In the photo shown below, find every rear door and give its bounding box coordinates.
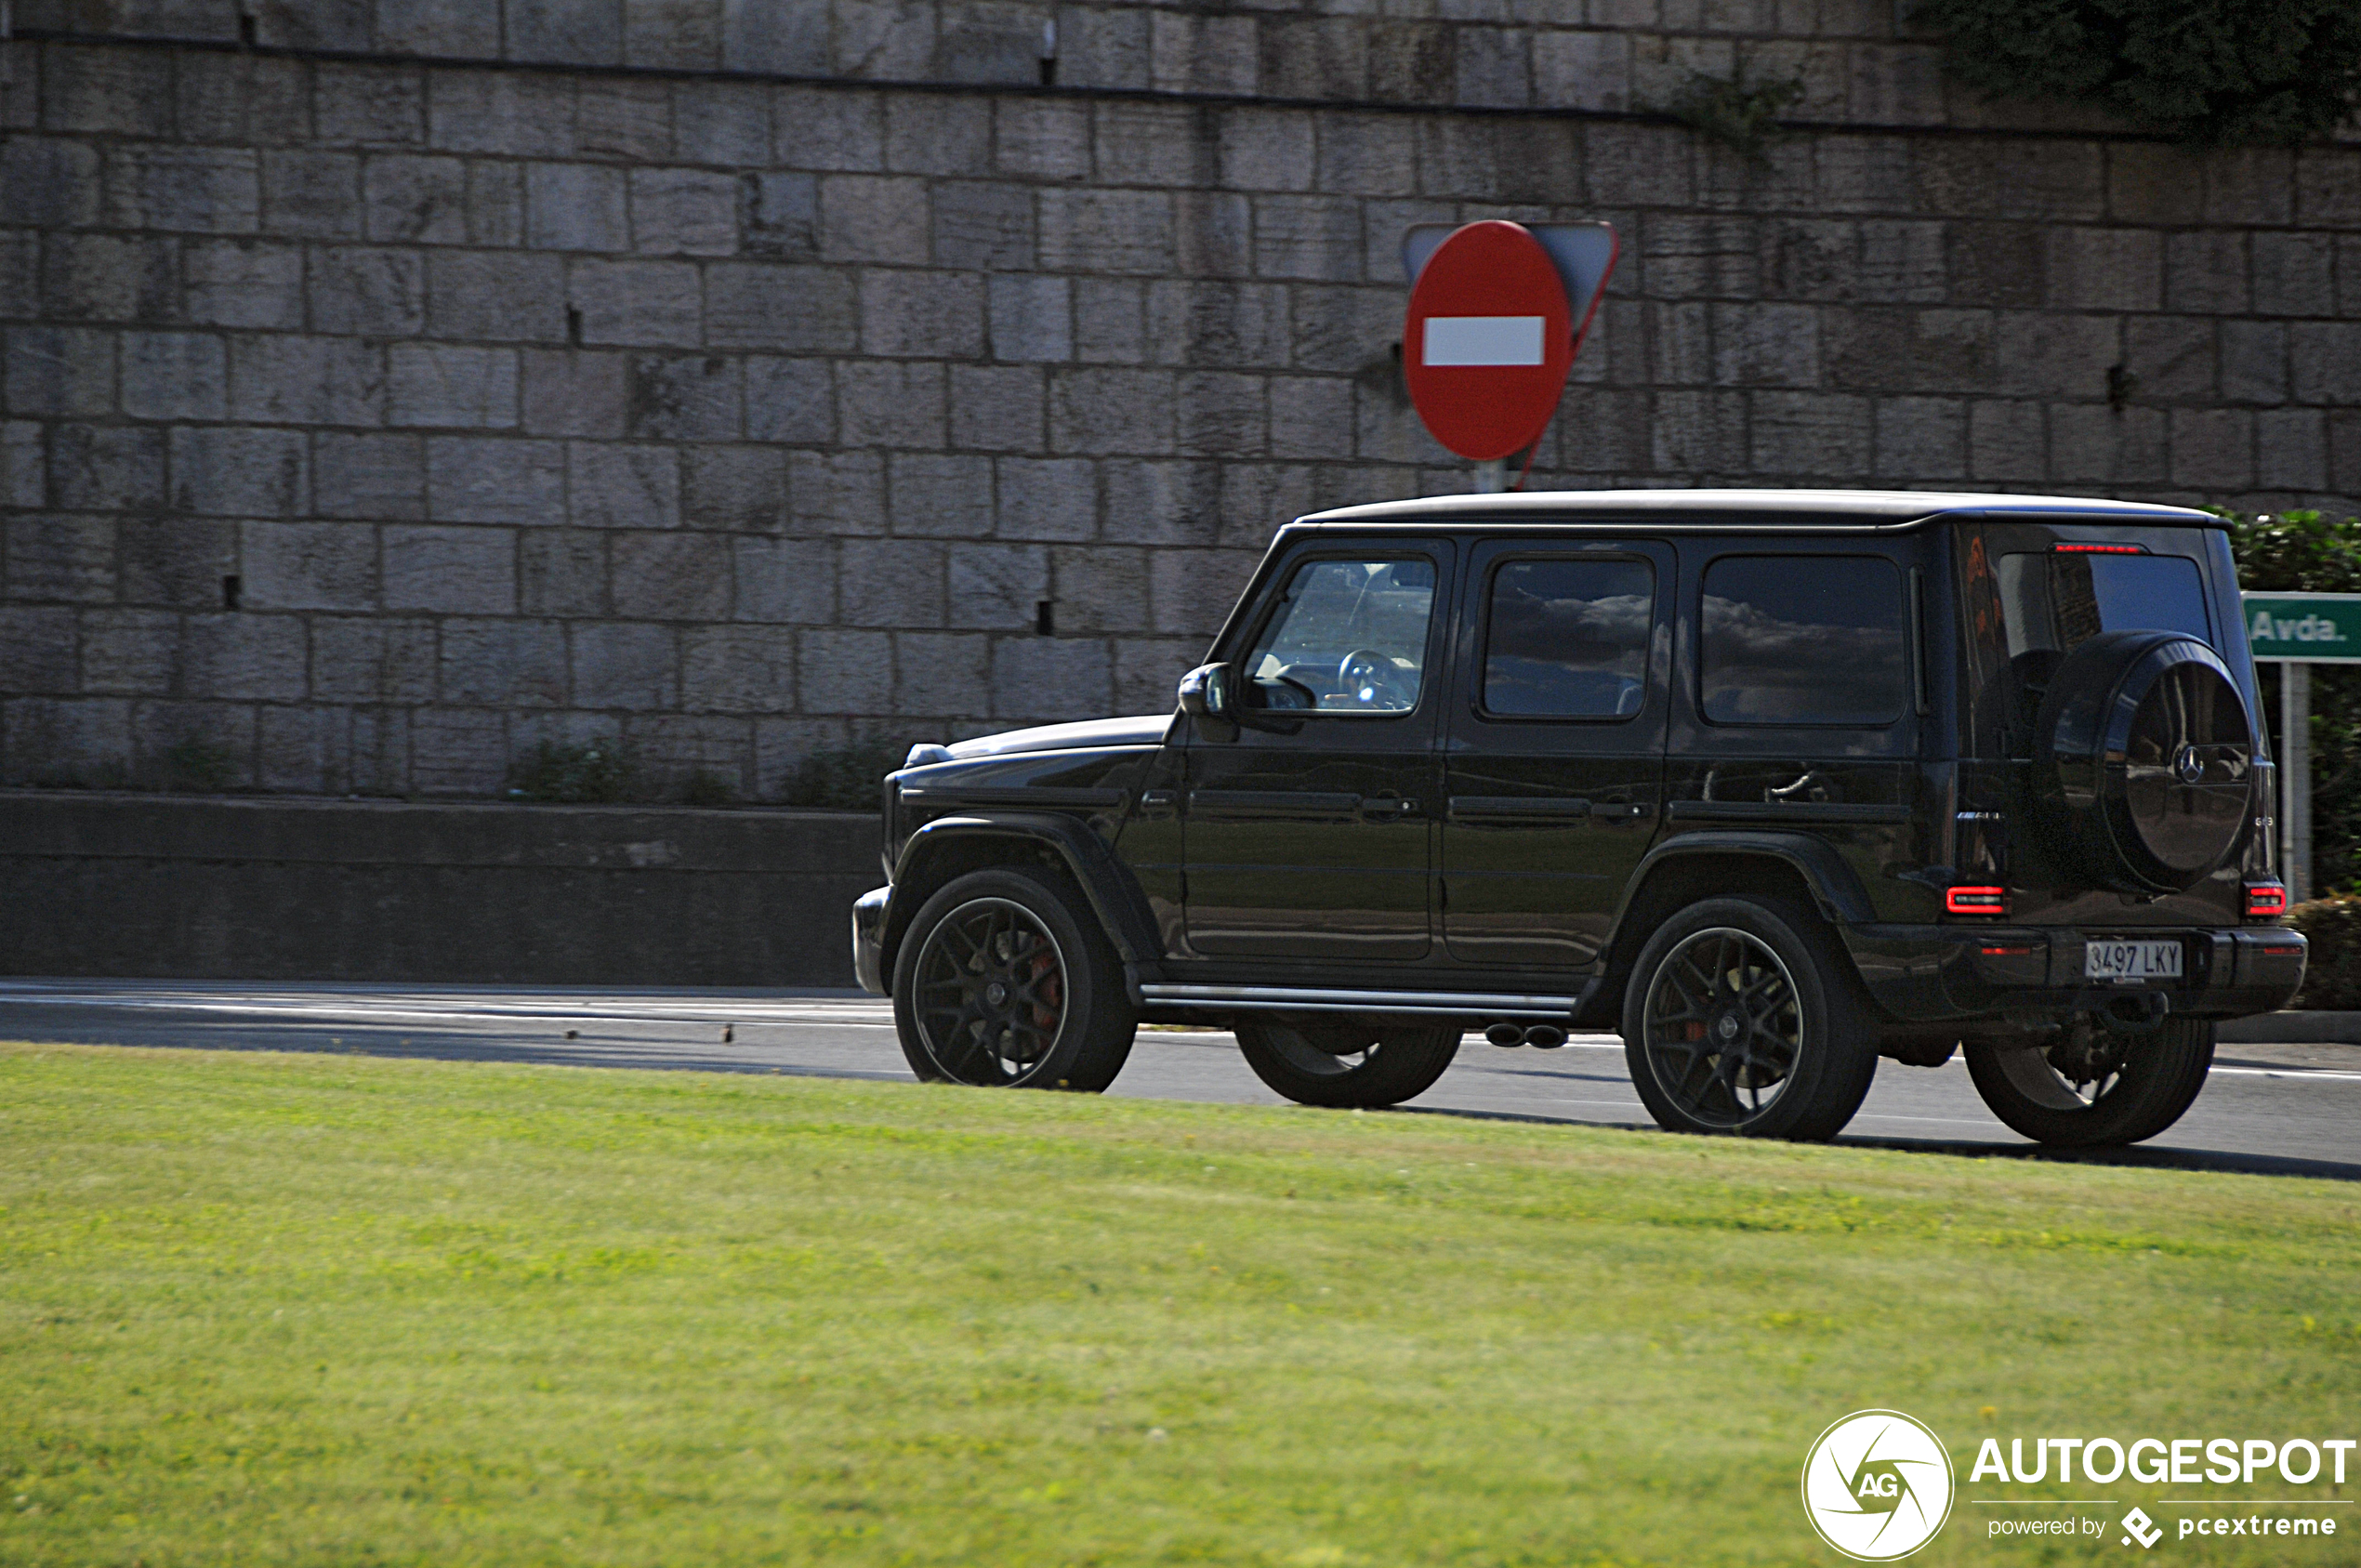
[1660,542,1923,910]
[1441,538,1673,968]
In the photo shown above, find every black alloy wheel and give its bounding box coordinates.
[891,866,1136,1092]
[1962,1018,2214,1147]
[1233,1018,1459,1109]
[1622,896,1878,1141]
[1639,926,1804,1129]
[912,896,1068,1084]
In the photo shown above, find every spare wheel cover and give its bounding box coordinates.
[2033,629,2255,894]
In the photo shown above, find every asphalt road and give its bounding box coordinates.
[3,979,2357,1180]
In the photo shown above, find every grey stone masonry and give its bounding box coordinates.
[2,6,2359,799]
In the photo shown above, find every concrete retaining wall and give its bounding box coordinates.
[0,789,880,983]
[4,4,2357,806]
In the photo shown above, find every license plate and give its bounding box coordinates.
[2084,939,2183,982]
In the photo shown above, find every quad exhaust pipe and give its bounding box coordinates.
[1484,1021,1568,1049]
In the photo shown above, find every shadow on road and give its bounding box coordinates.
[1393,1103,2361,1183]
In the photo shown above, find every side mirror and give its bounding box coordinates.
[1177,662,1233,719]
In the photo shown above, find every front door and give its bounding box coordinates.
[1441,539,1673,968]
[1182,543,1451,962]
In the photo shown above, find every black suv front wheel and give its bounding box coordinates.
[891,866,1137,1092]
[1234,1019,1459,1109]
[1623,896,1879,1140]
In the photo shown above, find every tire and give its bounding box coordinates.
[1963,1018,2213,1147]
[1234,1018,1459,1109]
[890,865,1137,1092]
[1622,896,1879,1141]
[2029,629,2255,894]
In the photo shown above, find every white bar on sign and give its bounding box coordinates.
[1422,315,1546,366]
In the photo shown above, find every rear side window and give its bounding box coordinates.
[1482,558,1655,718]
[1997,551,2211,658]
[1700,555,1906,726]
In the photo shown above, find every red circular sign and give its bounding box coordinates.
[1403,221,1575,462]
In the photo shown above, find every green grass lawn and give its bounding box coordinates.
[2,1041,2356,1566]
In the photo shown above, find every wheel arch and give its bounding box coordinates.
[886,813,1156,987]
[1578,833,1875,1028]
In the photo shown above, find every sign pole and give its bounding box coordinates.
[2284,660,2312,903]
[2241,589,2360,904]
[1473,459,1506,494]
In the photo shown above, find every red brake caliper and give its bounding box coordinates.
[1029,951,1060,1029]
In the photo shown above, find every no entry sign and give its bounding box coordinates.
[1401,220,1617,464]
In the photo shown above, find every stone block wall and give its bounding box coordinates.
[2,1,2357,800]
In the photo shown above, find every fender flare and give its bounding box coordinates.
[888,813,1160,975]
[1576,831,1879,1028]
[1603,829,1878,950]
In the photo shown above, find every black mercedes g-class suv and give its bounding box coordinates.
[852,490,2305,1145]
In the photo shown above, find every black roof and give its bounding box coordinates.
[1299,488,2223,532]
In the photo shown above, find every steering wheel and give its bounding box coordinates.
[1339,649,1410,709]
[1252,673,1319,710]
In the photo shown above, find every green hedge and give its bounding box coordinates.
[2222,511,2361,895]
[2288,895,2361,1010]
[1914,0,2361,144]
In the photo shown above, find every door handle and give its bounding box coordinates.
[1766,771,1835,804]
[1450,796,1588,820]
[1139,789,1178,815]
[1589,801,1653,819]
[1361,797,1422,820]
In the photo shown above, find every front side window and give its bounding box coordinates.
[1699,555,1906,726]
[1245,558,1436,713]
[1483,558,1655,718]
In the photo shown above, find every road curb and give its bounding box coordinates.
[2217,1010,2361,1045]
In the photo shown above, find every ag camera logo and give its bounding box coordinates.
[1802,1410,1956,1561]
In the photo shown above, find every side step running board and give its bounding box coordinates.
[1138,982,1580,1020]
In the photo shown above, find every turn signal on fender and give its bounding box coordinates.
[1946,886,2008,916]
[2245,880,2289,919]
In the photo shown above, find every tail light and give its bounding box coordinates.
[1946,886,2008,916]
[2245,880,2289,919]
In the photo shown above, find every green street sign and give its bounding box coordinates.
[2241,591,2361,662]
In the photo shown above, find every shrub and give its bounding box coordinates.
[780,735,909,811]
[160,737,237,793]
[679,770,737,809]
[2220,507,2361,596]
[2288,895,2361,1009]
[1664,65,1808,164]
[508,741,638,804]
[1913,0,2361,144]
[2220,509,2361,893]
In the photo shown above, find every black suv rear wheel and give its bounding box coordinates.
[891,866,1137,1091]
[1234,1019,1459,1109]
[1963,1019,2213,1146]
[1622,896,1879,1141]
